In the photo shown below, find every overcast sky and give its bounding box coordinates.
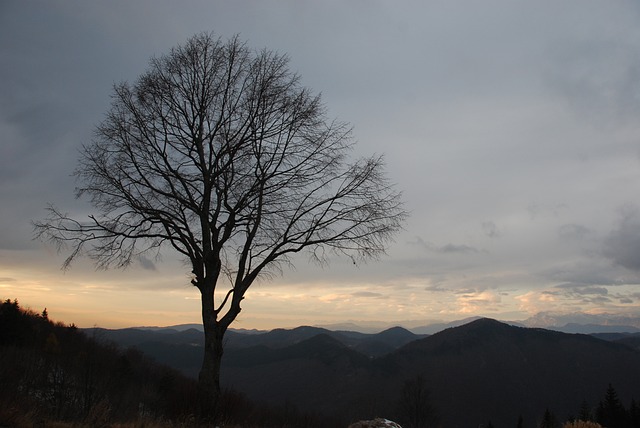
[2,1,640,330]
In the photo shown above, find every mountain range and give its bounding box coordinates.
[85,317,640,427]
[131,311,640,334]
[518,312,640,333]
[84,324,425,377]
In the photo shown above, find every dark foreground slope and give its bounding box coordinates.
[0,299,198,426]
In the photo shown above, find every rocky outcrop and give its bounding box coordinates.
[348,418,402,428]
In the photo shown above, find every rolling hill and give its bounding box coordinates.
[222,319,640,427]
[85,318,640,427]
[84,324,423,378]
[381,318,640,426]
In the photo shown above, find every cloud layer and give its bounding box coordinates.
[1,1,640,328]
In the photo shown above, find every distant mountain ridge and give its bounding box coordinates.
[554,322,640,334]
[519,311,640,333]
[131,311,640,335]
[314,313,640,334]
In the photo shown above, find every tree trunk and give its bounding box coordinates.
[197,286,224,422]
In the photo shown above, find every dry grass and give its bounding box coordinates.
[563,421,603,428]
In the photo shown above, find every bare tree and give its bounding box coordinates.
[34,32,406,419]
[398,375,438,428]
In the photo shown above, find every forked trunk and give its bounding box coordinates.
[197,287,225,422]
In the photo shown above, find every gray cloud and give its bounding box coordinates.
[409,237,482,255]
[539,259,640,289]
[438,244,480,254]
[555,283,609,296]
[482,221,501,238]
[351,291,384,299]
[407,237,431,251]
[425,285,448,293]
[557,224,592,241]
[604,207,640,272]
[546,36,640,128]
[138,256,157,272]
[551,282,640,307]
[3,1,640,327]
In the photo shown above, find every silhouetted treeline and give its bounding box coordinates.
[584,383,640,428]
[478,384,640,428]
[0,299,341,427]
[0,298,198,425]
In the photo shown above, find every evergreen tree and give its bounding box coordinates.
[578,399,593,422]
[0,299,33,345]
[629,398,640,428]
[540,408,557,428]
[596,384,627,428]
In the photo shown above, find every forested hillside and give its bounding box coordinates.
[0,299,339,427]
[0,299,198,426]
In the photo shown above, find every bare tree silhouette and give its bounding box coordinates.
[34,33,407,420]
